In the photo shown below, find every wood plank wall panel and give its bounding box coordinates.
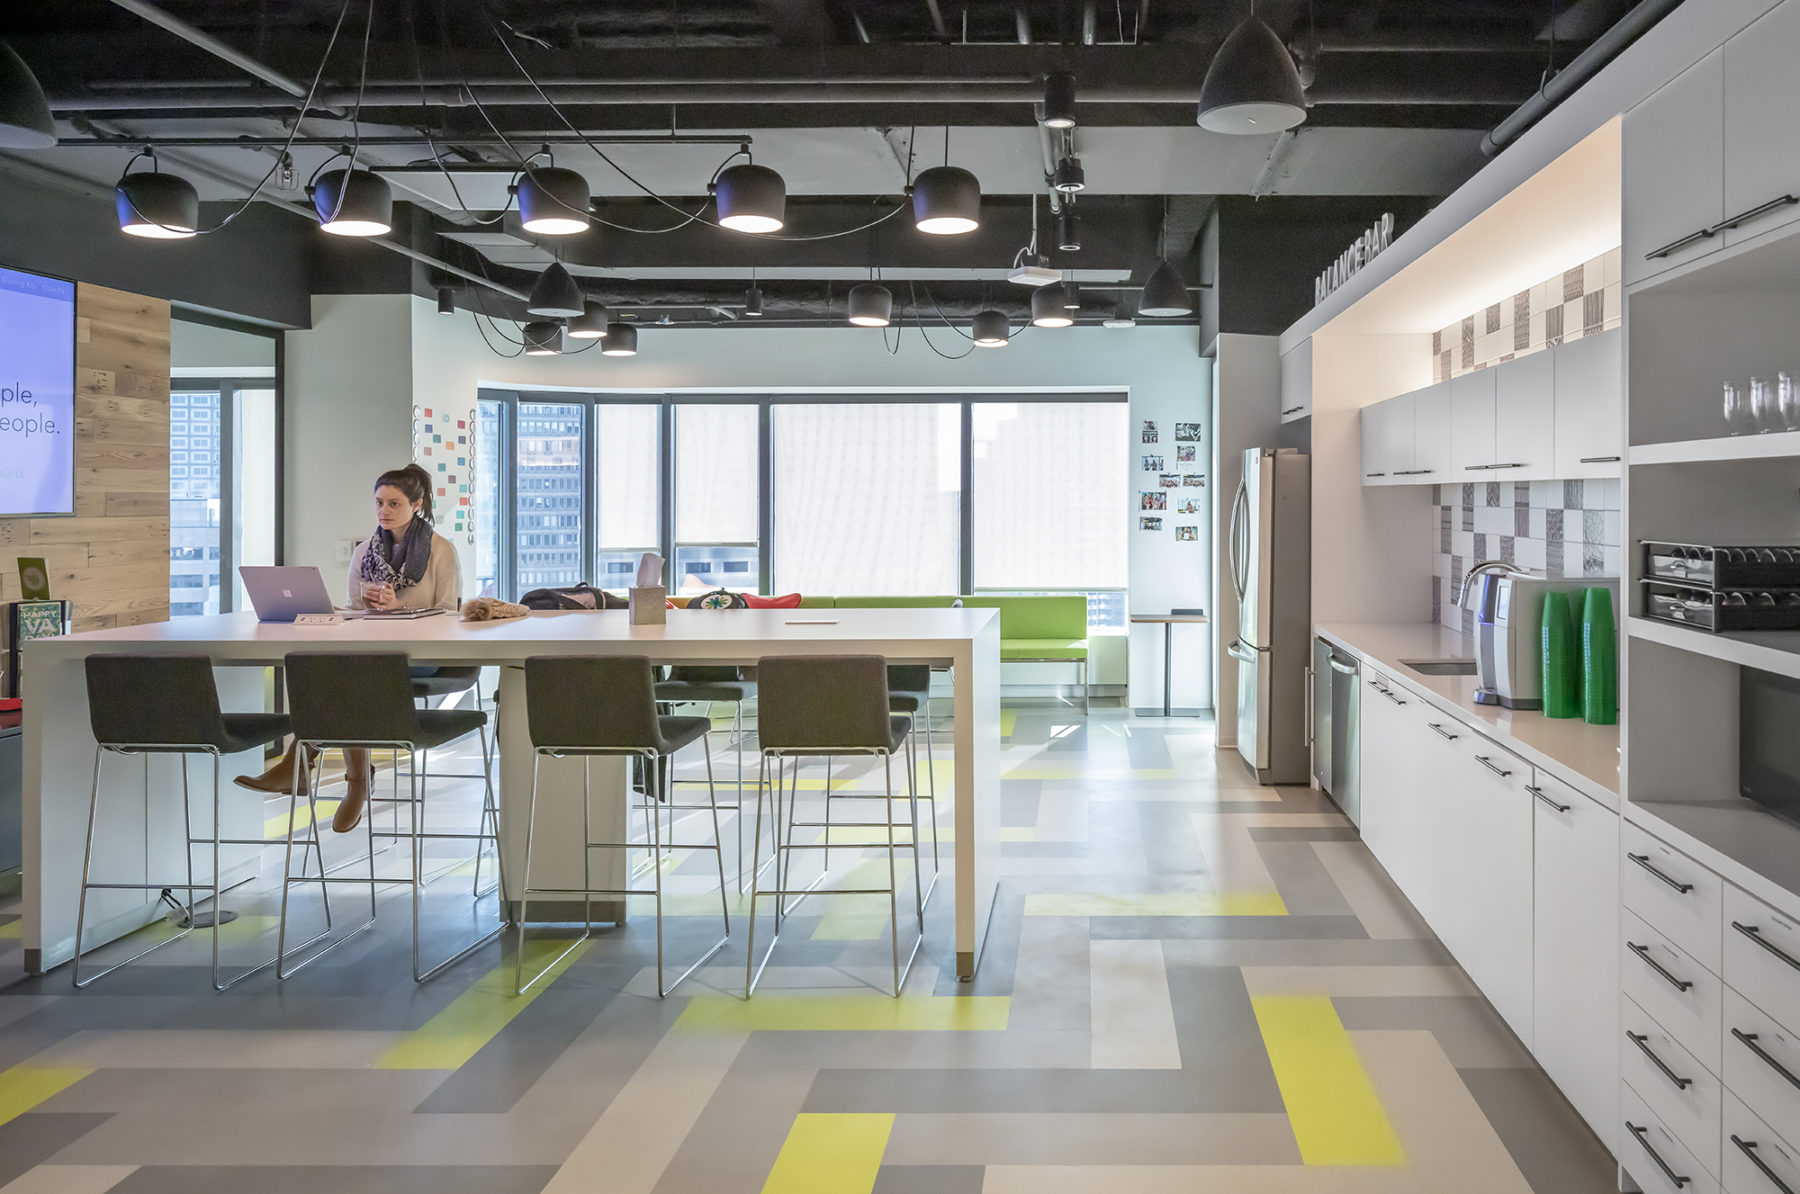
[0,283,170,629]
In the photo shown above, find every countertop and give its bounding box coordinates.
[1315,621,1620,804]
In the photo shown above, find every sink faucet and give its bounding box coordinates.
[1455,560,1527,609]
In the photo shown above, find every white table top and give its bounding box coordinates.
[28,607,1001,666]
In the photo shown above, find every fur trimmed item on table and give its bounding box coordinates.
[460,597,530,621]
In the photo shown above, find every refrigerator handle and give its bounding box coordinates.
[1228,476,1250,603]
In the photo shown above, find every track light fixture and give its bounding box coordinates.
[1042,71,1077,130]
[714,162,787,233]
[1030,286,1073,328]
[1138,260,1194,318]
[1052,156,1086,194]
[566,302,608,339]
[911,165,981,235]
[115,151,199,239]
[521,320,563,355]
[1197,5,1308,134]
[972,309,1010,347]
[0,40,55,150]
[309,167,392,236]
[436,286,455,315]
[847,282,893,327]
[1056,207,1081,252]
[601,322,638,355]
[526,261,587,318]
[516,165,591,235]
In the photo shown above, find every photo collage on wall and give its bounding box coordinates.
[1141,419,1204,538]
[413,405,476,546]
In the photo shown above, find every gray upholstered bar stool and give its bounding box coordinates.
[73,654,312,991]
[746,655,924,999]
[655,665,756,889]
[276,652,504,982]
[519,655,731,997]
[820,664,941,896]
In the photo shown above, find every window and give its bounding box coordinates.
[169,390,222,616]
[595,402,661,584]
[168,382,277,618]
[515,402,586,590]
[773,403,960,594]
[674,403,759,592]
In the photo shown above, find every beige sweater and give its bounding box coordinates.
[346,531,463,611]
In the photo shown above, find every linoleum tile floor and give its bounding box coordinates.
[0,702,1616,1193]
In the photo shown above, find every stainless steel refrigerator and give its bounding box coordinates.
[1227,448,1311,784]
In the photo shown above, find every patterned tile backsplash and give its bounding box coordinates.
[1433,478,1622,634]
[1431,247,1622,383]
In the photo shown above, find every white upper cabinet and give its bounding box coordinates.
[1553,329,1623,477]
[1279,339,1313,424]
[1724,0,1800,248]
[1623,49,1726,287]
[1450,369,1498,476]
[1493,349,1557,480]
[1411,382,1452,483]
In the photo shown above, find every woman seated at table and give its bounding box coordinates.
[236,463,461,831]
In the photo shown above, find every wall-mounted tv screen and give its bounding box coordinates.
[0,265,76,517]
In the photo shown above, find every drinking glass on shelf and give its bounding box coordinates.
[1781,372,1800,432]
[1753,376,1784,432]
[1726,380,1756,434]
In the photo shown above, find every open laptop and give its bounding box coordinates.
[239,566,445,622]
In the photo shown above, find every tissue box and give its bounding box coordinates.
[629,587,667,625]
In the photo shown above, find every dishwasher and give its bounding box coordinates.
[1310,637,1361,826]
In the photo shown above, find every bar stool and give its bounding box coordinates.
[73,654,312,991]
[276,652,504,982]
[519,655,731,997]
[655,665,755,888]
[746,655,923,999]
[821,665,941,896]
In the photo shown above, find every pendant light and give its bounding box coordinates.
[1052,156,1086,194]
[714,162,786,233]
[1197,4,1308,134]
[566,302,608,339]
[1062,279,1081,310]
[1042,71,1077,130]
[972,309,1010,347]
[911,165,981,235]
[521,320,563,355]
[743,284,764,317]
[310,167,392,236]
[436,286,455,315]
[1030,287,1073,328]
[527,260,586,318]
[0,41,55,150]
[601,322,638,356]
[1103,304,1136,329]
[1056,207,1080,252]
[1138,260,1193,318]
[115,153,199,239]
[847,282,893,327]
[516,165,591,235]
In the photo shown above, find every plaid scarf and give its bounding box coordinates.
[360,517,432,591]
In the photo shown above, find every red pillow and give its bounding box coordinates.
[743,592,803,609]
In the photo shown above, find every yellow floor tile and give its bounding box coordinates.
[375,939,592,1070]
[263,799,342,840]
[677,993,1010,1033]
[1023,892,1288,917]
[762,1113,894,1194]
[0,1066,92,1128]
[1251,995,1405,1167]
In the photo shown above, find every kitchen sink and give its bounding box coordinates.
[1401,659,1478,676]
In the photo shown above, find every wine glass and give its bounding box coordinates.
[1780,372,1800,432]
[1725,381,1756,434]
[1753,376,1783,432]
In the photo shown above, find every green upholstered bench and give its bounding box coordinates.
[795,594,1091,713]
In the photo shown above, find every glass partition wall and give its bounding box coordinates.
[477,391,1131,628]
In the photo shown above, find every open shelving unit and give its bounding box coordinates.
[1630,429,1800,465]
[1627,614,1800,681]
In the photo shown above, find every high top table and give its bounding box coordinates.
[20,607,1002,980]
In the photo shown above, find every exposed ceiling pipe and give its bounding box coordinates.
[105,0,312,99]
[1250,128,1299,197]
[1034,113,1063,214]
[64,132,752,149]
[1481,0,1683,155]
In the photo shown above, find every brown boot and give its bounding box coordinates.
[233,741,315,794]
[332,749,375,833]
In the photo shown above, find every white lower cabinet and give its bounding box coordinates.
[1724,1090,1800,1194]
[1725,987,1800,1155]
[1624,1080,1723,1194]
[1622,993,1721,1178]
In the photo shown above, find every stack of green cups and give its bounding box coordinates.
[1541,592,1581,718]
[1581,587,1618,726]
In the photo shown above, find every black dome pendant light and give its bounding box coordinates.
[744,266,764,317]
[115,150,199,239]
[714,161,787,233]
[1031,286,1073,328]
[1197,1,1308,135]
[527,260,587,319]
[1138,198,1195,318]
[848,282,893,328]
[566,302,608,339]
[601,323,638,356]
[310,167,393,236]
[972,309,1010,347]
[911,127,981,235]
[516,165,591,236]
[1042,71,1077,131]
[0,41,55,149]
[521,320,564,355]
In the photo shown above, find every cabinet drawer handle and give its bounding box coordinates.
[1528,785,1571,813]
[1393,468,1432,475]
[1473,754,1513,779]
[1626,1030,1693,1090]
[1579,455,1622,464]
[1487,462,1527,470]
[1734,922,1800,973]
[1733,1135,1798,1194]
[1427,722,1459,741]
[1365,471,1387,478]
[1733,1028,1800,1091]
[1645,226,1716,261]
[1713,194,1800,234]
[1627,1122,1691,1187]
[1281,405,1305,416]
[1628,941,1695,992]
[1627,852,1695,894]
[1378,686,1406,706]
[1464,464,1491,471]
